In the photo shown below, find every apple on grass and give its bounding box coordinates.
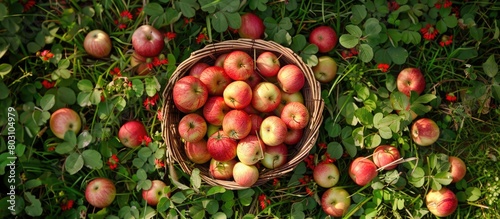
[238,12,265,39]
[449,156,466,183]
[425,187,458,217]
[237,135,266,165]
[372,145,401,170]
[189,62,210,78]
[203,96,230,126]
[49,108,82,140]
[83,30,112,58]
[223,81,253,109]
[199,66,233,96]
[185,139,211,164]
[173,76,209,113]
[223,109,252,140]
[209,158,237,180]
[313,162,340,188]
[396,68,426,97]
[233,162,259,187]
[280,102,310,130]
[321,187,351,217]
[312,56,338,83]
[207,130,238,162]
[261,143,288,169]
[348,157,378,186]
[277,64,305,94]
[259,116,288,146]
[142,180,170,206]
[132,25,165,58]
[85,178,116,208]
[251,82,282,113]
[256,52,280,77]
[411,118,440,146]
[223,50,254,81]
[118,120,148,148]
[178,113,207,143]
[309,26,338,53]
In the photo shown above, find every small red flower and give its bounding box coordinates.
[184,17,194,25]
[318,142,327,149]
[47,146,55,151]
[388,0,400,11]
[155,159,165,169]
[100,95,105,102]
[60,199,74,211]
[420,24,439,41]
[115,10,133,29]
[196,33,208,44]
[19,0,36,12]
[320,153,336,164]
[165,32,177,40]
[110,67,122,76]
[304,154,315,170]
[305,187,314,197]
[157,109,164,121]
[39,50,54,61]
[41,80,56,89]
[445,93,457,102]
[135,7,143,16]
[435,0,452,9]
[142,135,152,146]
[377,63,390,72]
[273,178,279,186]
[298,175,311,185]
[143,93,159,110]
[452,6,460,18]
[258,194,271,210]
[107,154,119,170]
[439,35,453,47]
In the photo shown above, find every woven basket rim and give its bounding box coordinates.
[161,38,324,190]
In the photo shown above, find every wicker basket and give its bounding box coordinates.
[161,38,324,190]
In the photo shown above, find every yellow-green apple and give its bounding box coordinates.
[130,51,152,75]
[223,80,253,109]
[321,187,351,217]
[223,50,254,80]
[372,145,401,170]
[309,26,338,53]
[178,113,207,143]
[83,29,112,58]
[312,56,338,83]
[313,162,340,188]
[349,157,378,186]
[209,158,237,180]
[274,91,304,116]
[256,51,281,77]
[449,156,466,183]
[199,66,233,96]
[206,124,221,138]
[203,96,230,126]
[173,76,209,113]
[259,116,288,146]
[261,143,288,169]
[207,130,238,161]
[118,120,148,148]
[222,109,252,140]
[411,118,440,146]
[280,102,310,130]
[50,108,82,139]
[233,162,259,187]
[185,139,211,164]
[249,114,263,135]
[236,135,266,165]
[142,180,170,206]
[277,64,305,93]
[425,187,458,217]
[244,70,263,88]
[189,62,210,78]
[85,178,116,208]
[251,82,282,113]
[284,128,303,145]
[396,67,426,97]
[132,25,165,58]
[214,53,229,67]
[238,12,265,39]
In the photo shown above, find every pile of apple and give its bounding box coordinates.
[172,49,311,187]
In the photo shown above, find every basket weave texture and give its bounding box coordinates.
[161,38,324,190]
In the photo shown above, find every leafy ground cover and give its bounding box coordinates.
[0,0,499,218]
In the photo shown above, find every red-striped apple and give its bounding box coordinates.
[199,66,233,96]
[449,156,466,183]
[207,130,238,162]
[238,13,265,39]
[256,51,280,77]
[280,102,310,130]
[223,50,253,81]
[84,30,112,58]
[132,25,164,58]
[185,139,211,164]
[259,116,288,146]
[397,67,426,97]
[233,162,259,187]
[142,180,169,206]
[411,118,440,146]
[209,158,237,180]
[178,113,207,143]
[49,108,82,140]
[277,64,305,93]
[321,187,350,217]
[118,120,148,148]
[173,76,209,113]
[349,157,378,186]
[309,26,337,53]
[222,109,252,140]
[261,143,288,169]
[236,135,266,165]
[426,187,458,217]
[252,82,282,113]
[203,96,230,126]
[372,145,401,170]
[223,81,253,109]
[189,62,210,78]
[85,178,116,208]
[313,162,340,188]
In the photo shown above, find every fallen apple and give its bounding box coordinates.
[49,108,82,140]
[411,118,440,146]
[425,187,458,217]
[85,178,116,208]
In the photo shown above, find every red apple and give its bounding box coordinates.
[214,53,229,67]
[118,120,148,148]
[209,158,237,180]
[132,25,165,58]
[411,118,440,146]
[189,62,210,78]
[199,66,233,96]
[348,157,378,186]
[142,180,169,206]
[207,130,238,162]
[251,82,282,113]
[256,51,280,77]
[130,51,152,75]
[312,56,338,83]
[223,50,254,81]
[83,29,112,58]
[238,12,265,39]
[259,116,288,146]
[309,25,337,53]
[233,162,259,187]
[178,113,207,143]
[203,96,230,126]
[372,145,401,170]
[396,67,426,97]
[223,109,252,140]
[185,139,211,164]
[313,162,340,188]
[284,128,303,145]
[223,80,253,109]
[261,143,288,169]
[244,70,263,88]
[274,91,304,116]
[449,156,466,183]
[173,76,209,113]
[277,64,305,93]
[321,187,351,217]
[280,102,310,130]
[237,135,266,165]
[249,114,263,135]
[49,108,82,139]
[425,187,458,217]
[85,178,116,208]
